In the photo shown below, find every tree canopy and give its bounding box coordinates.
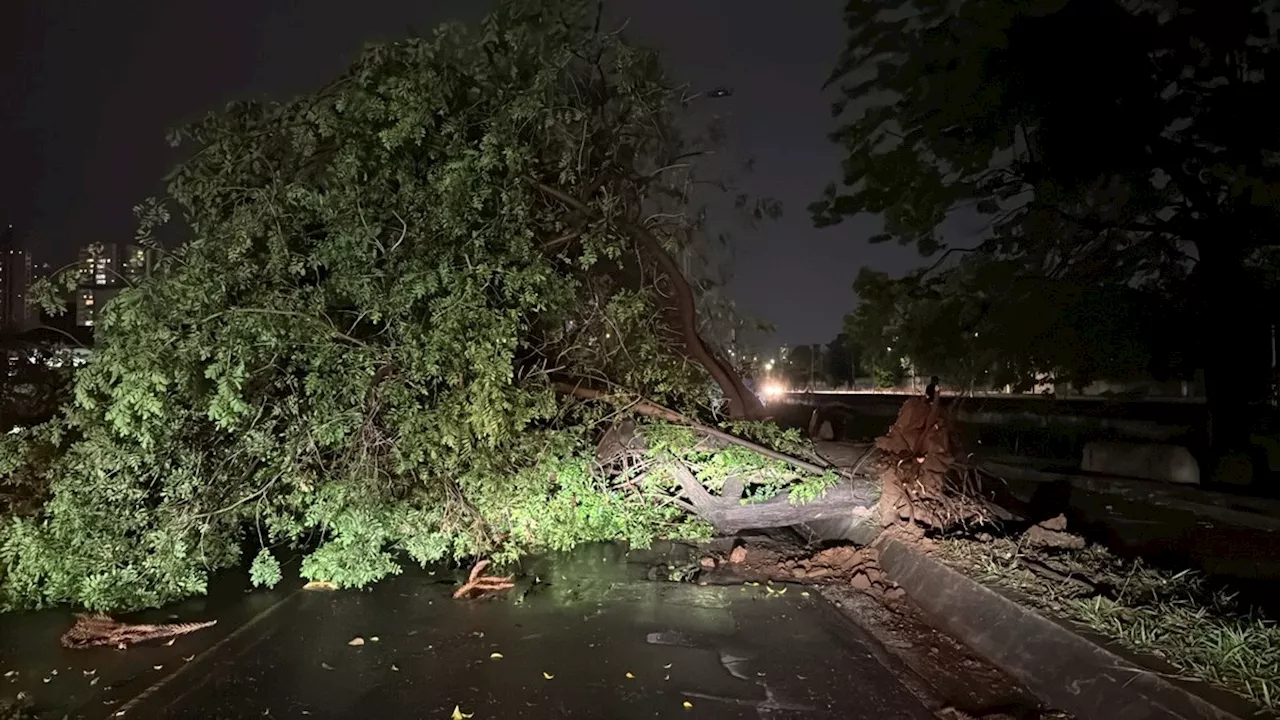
[844,263,1171,393]
[0,0,790,611]
[815,0,1280,418]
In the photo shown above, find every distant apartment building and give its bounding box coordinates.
[0,225,34,332]
[75,242,156,327]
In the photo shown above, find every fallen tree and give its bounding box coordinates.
[0,0,784,612]
[0,0,982,613]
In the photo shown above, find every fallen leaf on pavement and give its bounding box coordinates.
[450,705,473,720]
[165,638,175,646]
[152,665,163,671]
[489,652,503,660]
[303,581,337,591]
[391,664,400,672]
[542,671,554,679]
[321,662,334,671]
[183,655,195,662]
[625,672,635,679]
[371,636,380,642]
[663,663,672,669]
[348,637,366,647]
[90,677,100,686]
[683,700,693,709]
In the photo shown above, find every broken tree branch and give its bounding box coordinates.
[554,381,838,477]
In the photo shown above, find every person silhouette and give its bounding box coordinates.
[925,376,940,404]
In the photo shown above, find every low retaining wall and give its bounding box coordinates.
[1082,441,1201,485]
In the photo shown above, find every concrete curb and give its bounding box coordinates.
[875,538,1264,720]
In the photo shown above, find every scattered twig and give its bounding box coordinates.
[60,614,217,649]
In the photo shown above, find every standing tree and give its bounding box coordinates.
[814,0,1280,462]
[843,259,1164,395]
[824,332,858,388]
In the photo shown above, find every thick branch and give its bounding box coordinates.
[666,459,878,534]
[534,181,763,419]
[554,382,833,476]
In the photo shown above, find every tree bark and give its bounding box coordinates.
[533,181,765,420]
[1194,239,1266,475]
[665,458,878,534]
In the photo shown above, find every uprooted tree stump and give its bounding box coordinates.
[870,397,991,532]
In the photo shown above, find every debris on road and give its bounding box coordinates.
[701,540,907,603]
[59,614,217,649]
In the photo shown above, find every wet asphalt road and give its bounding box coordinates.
[3,545,937,719]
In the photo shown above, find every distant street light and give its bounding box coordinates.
[688,86,734,103]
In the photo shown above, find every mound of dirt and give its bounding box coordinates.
[703,541,904,602]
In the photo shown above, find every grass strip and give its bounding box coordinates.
[934,536,1279,713]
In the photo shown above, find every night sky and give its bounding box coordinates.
[1,0,956,346]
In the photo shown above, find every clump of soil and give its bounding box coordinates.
[1021,514,1086,550]
[701,540,905,602]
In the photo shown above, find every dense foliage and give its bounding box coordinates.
[816,0,1280,417]
[844,263,1176,393]
[0,0,784,611]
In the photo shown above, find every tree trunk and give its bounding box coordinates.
[665,459,878,534]
[1194,240,1267,479]
[534,182,765,420]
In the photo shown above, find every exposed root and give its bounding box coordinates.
[871,398,990,534]
[60,613,217,649]
[452,559,515,599]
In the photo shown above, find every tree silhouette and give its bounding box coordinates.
[816,0,1280,459]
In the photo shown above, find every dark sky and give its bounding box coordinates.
[0,0,947,346]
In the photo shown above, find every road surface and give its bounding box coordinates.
[2,545,952,719]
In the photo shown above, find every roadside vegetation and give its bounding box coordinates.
[935,536,1280,712]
